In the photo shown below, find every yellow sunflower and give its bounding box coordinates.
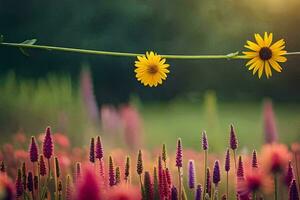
[243,32,287,78]
[134,51,170,87]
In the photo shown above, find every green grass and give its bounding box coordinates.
[141,100,300,152]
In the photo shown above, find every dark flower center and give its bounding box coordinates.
[259,47,272,60]
[148,65,158,74]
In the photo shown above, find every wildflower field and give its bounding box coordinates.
[1,0,300,200]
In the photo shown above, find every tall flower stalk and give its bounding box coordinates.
[202,131,208,200]
[229,125,238,171]
[137,150,144,196]
[224,149,230,199]
[176,138,183,200]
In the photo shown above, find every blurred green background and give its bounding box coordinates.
[0,0,299,149]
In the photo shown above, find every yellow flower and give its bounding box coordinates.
[134,51,170,87]
[243,32,287,79]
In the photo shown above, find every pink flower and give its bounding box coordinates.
[53,133,70,148]
[76,167,101,200]
[0,174,15,200]
[120,105,143,150]
[261,143,291,174]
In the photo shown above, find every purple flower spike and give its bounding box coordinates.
[89,138,95,163]
[109,156,115,187]
[176,138,183,168]
[43,126,53,159]
[66,175,73,200]
[39,155,46,176]
[289,179,299,200]
[252,150,258,169]
[144,171,153,200]
[213,160,221,186]
[29,136,38,162]
[137,150,143,175]
[16,168,23,197]
[202,131,208,150]
[27,172,33,192]
[225,149,230,172]
[229,125,238,150]
[95,136,103,160]
[195,184,202,200]
[188,160,196,189]
[206,168,211,196]
[171,186,178,200]
[237,156,244,180]
[285,161,294,188]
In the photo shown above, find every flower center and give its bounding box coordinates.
[147,65,158,74]
[259,47,272,60]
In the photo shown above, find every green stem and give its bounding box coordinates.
[274,174,278,200]
[0,42,245,59]
[178,167,182,200]
[226,172,229,200]
[252,191,256,200]
[233,150,237,172]
[203,150,208,200]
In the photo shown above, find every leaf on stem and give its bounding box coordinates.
[19,39,37,56]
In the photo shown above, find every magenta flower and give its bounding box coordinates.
[237,156,244,180]
[165,168,171,187]
[188,160,196,189]
[202,131,208,150]
[29,136,38,162]
[15,168,23,198]
[39,155,46,176]
[176,138,183,168]
[43,126,53,159]
[252,150,258,169]
[213,160,221,186]
[289,179,299,200]
[27,172,33,192]
[285,161,294,188]
[229,124,238,150]
[95,136,103,160]
[225,149,230,172]
[109,156,115,187]
[89,138,95,163]
[76,167,101,200]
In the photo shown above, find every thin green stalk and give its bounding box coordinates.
[0,42,245,59]
[226,172,229,200]
[203,150,208,200]
[232,150,237,171]
[178,167,182,200]
[47,159,51,178]
[1,41,300,60]
[274,174,278,200]
[252,191,256,200]
[139,175,145,199]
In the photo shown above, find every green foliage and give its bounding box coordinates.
[0,73,93,145]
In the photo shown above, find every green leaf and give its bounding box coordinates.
[226,51,239,59]
[21,39,37,45]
